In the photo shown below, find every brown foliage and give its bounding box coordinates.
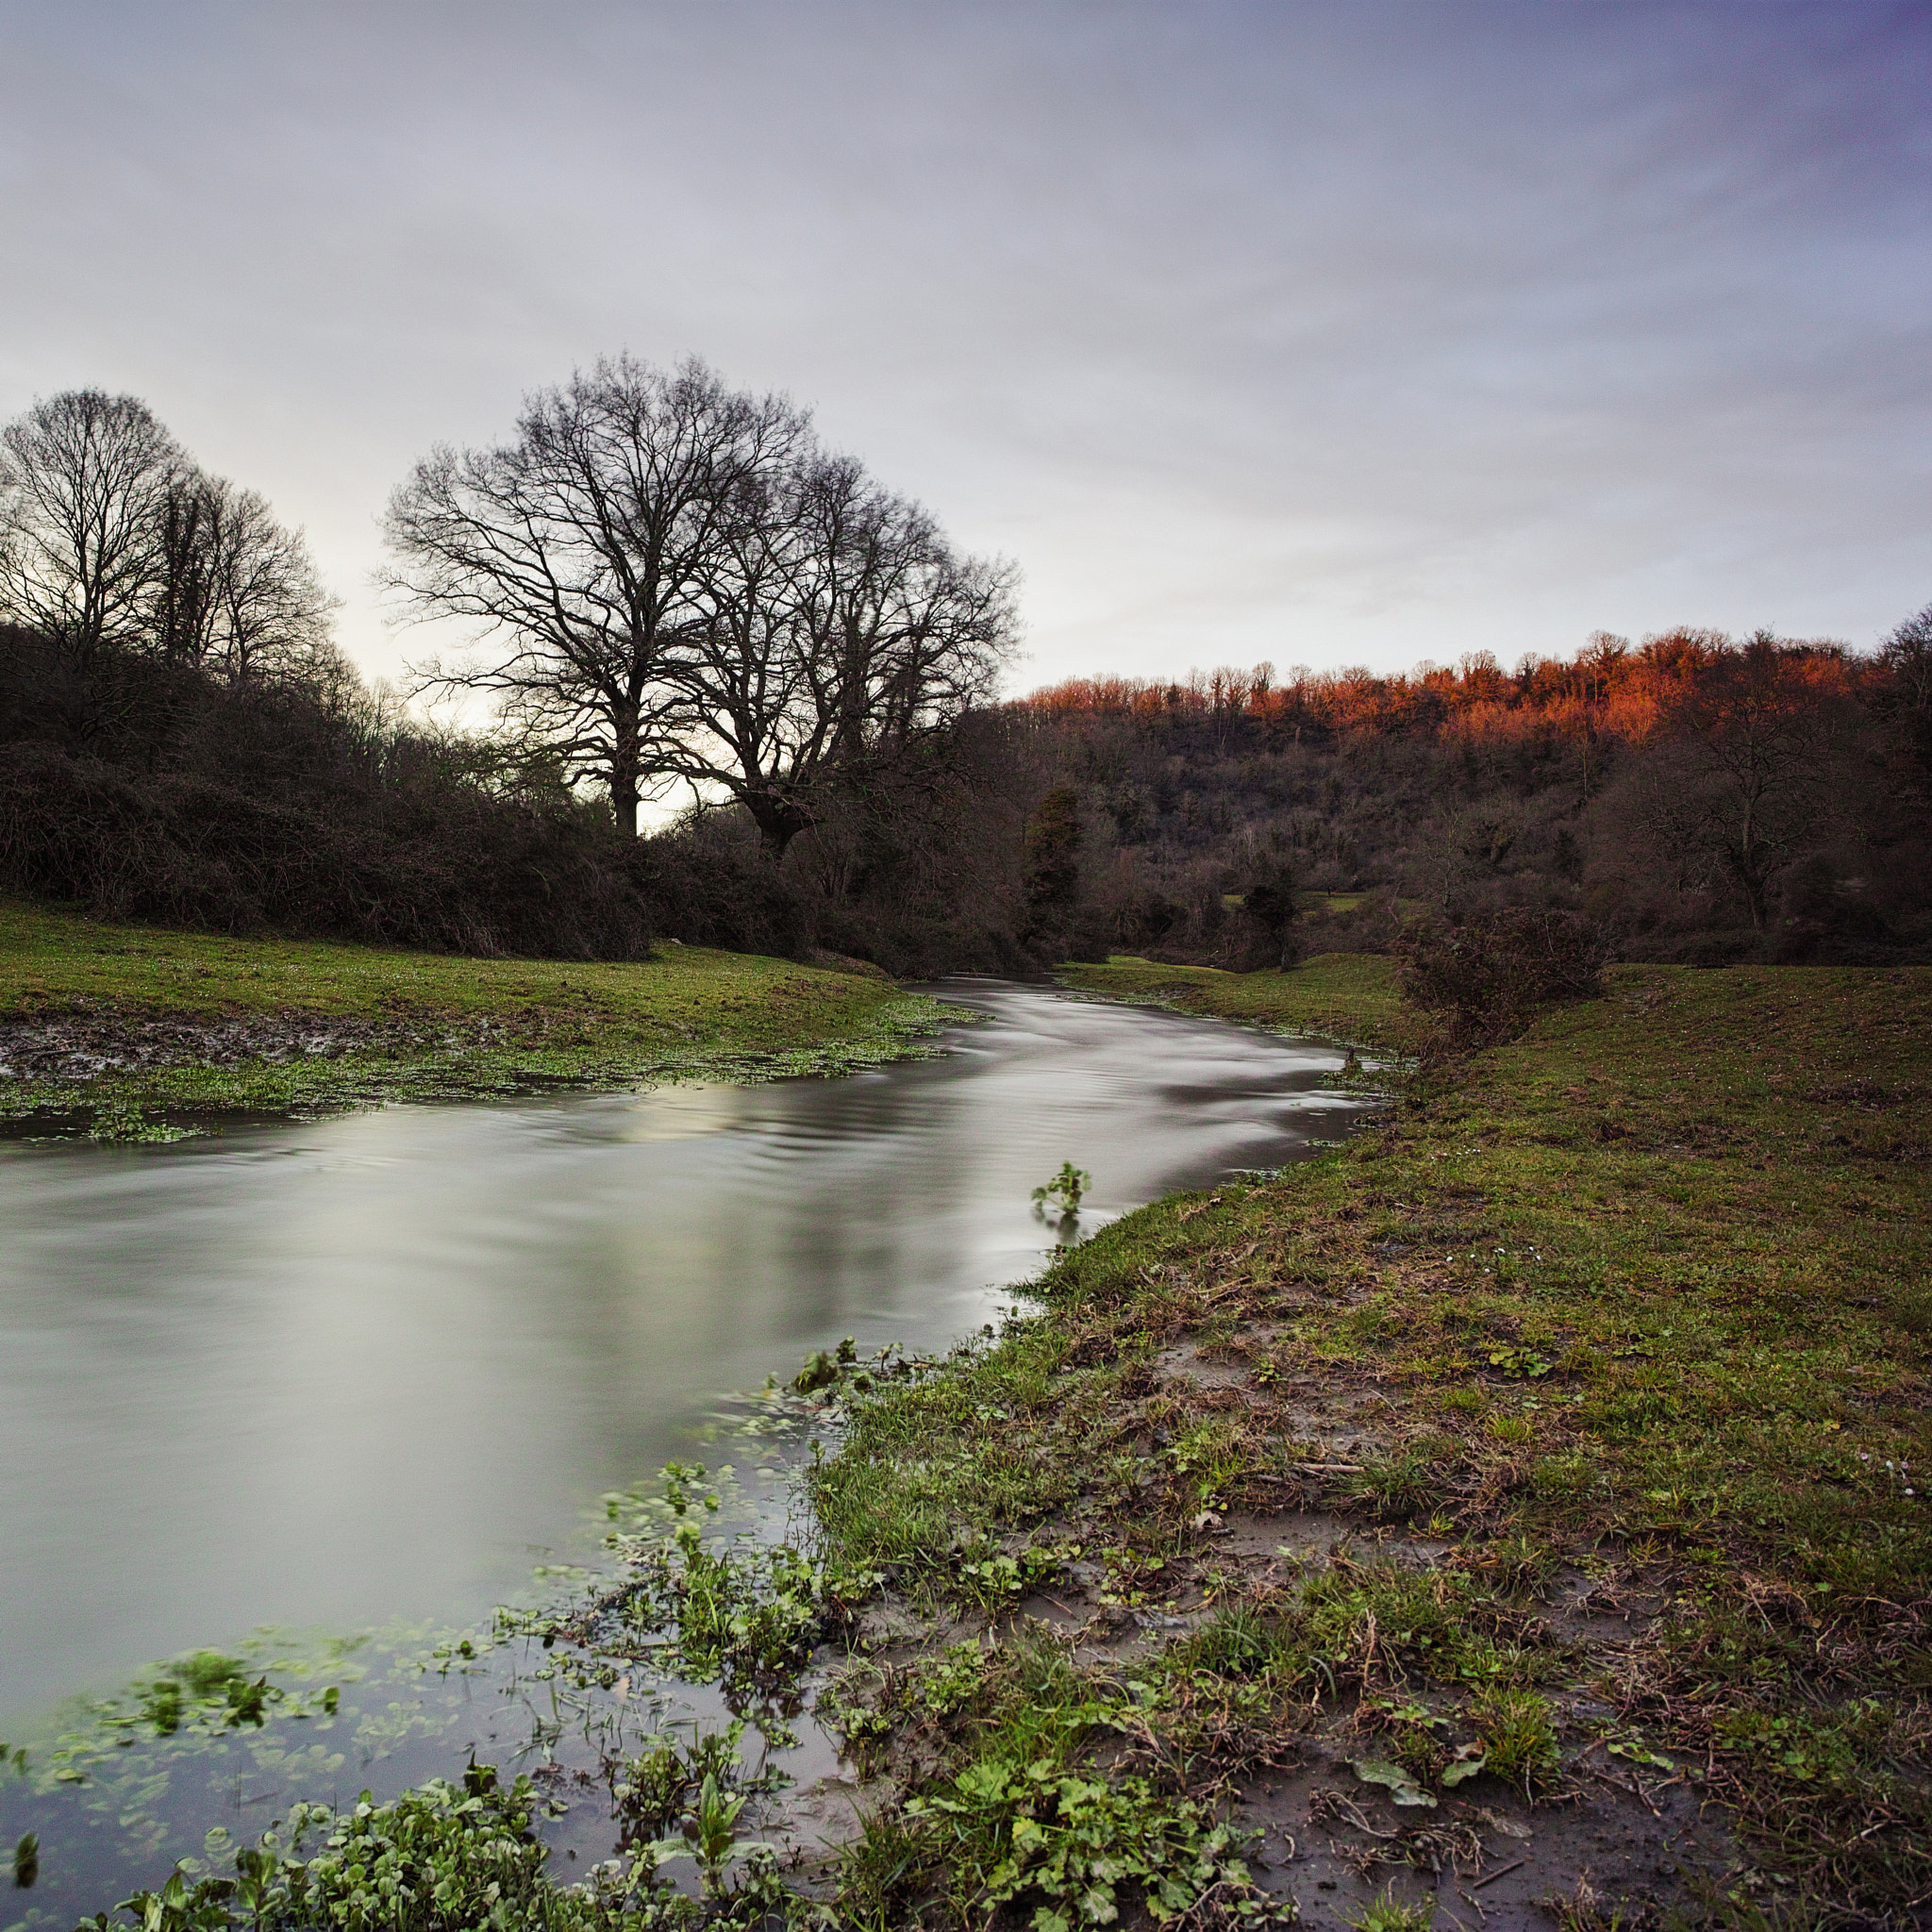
[1392,908,1613,1052]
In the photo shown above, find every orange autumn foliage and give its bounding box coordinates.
[1016,629,1868,753]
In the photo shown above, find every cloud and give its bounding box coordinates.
[2,0,1925,693]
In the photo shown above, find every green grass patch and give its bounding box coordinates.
[0,898,949,1132]
[1059,951,1415,1051]
[806,959,1932,1917]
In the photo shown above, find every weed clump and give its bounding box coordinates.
[1032,1159,1093,1218]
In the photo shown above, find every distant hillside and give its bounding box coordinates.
[1008,624,1932,967]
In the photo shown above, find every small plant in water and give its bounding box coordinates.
[617,1722,749,1838]
[794,1334,859,1394]
[1031,1161,1092,1218]
[682,1772,752,1894]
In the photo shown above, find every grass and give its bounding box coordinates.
[0,899,950,1134]
[1059,951,1417,1051]
[803,957,1932,1922]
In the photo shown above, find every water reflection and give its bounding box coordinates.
[0,980,1372,1731]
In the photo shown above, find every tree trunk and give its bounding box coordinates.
[608,762,640,837]
[610,709,642,837]
[746,790,809,859]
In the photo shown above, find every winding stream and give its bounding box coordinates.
[0,979,1374,1919]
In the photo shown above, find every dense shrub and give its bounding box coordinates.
[627,829,812,961]
[0,626,659,959]
[1392,908,1612,1051]
[0,739,658,958]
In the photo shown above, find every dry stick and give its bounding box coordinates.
[1251,1464,1363,1478]
[1472,1857,1528,1890]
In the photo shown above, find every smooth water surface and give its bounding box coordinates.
[0,981,1370,1731]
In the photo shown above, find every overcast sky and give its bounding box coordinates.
[2,1,1926,695]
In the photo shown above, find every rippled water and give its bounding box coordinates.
[0,979,1372,1915]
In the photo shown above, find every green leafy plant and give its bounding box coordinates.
[1489,1344,1554,1379]
[129,1650,312,1739]
[915,1641,991,1718]
[617,1723,749,1837]
[673,1772,754,1896]
[794,1334,859,1394]
[79,1770,593,1932]
[618,1464,851,1691]
[1031,1162,1092,1217]
[907,1757,1278,1929]
[1350,1757,1437,1807]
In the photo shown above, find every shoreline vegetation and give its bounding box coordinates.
[0,900,956,1139]
[783,957,1931,1926]
[11,945,1929,1926]
[6,387,1928,994]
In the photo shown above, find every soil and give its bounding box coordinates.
[0,1008,475,1084]
[775,1326,1760,1928]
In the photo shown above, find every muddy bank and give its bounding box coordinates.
[763,1326,1733,1931]
[0,1007,496,1083]
[744,963,1932,1927]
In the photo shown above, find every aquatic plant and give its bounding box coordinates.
[1030,1160,1091,1217]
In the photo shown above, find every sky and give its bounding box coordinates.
[2,1,1927,698]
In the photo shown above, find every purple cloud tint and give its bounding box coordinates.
[2,1,1925,691]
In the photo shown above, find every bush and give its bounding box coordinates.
[626,831,811,959]
[0,626,666,959]
[1392,908,1611,1050]
[0,741,657,958]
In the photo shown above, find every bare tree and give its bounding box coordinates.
[0,391,184,659]
[154,473,222,665]
[1630,632,1859,928]
[199,481,337,683]
[1878,604,1932,718]
[150,471,339,681]
[669,453,1019,853]
[383,355,809,835]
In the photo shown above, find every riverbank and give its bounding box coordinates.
[0,900,946,1137]
[795,958,1931,1926]
[1058,951,1416,1053]
[38,957,1932,1927]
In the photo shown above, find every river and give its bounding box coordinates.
[0,979,1373,1919]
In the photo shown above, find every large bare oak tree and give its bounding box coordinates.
[671,452,1018,852]
[383,356,809,836]
[383,356,1016,844]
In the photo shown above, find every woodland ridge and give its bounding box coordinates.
[2,379,1927,977]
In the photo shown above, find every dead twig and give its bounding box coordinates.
[1472,1857,1527,1890]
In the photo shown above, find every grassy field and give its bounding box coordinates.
[1060,950,1416,1049]
[0,899,946,1135]
[799,958,1932,1925]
